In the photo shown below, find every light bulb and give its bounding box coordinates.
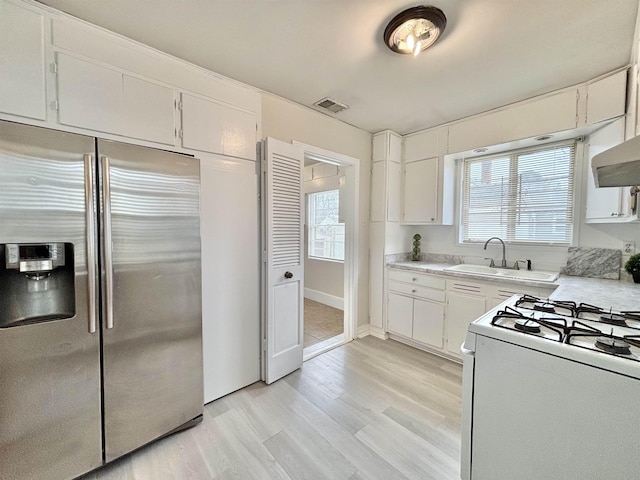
[413,40,422,56]
[406,34,415,51]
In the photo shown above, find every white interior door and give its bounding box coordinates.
[261,137,304,384]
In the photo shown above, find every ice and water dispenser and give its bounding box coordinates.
[0,243,75,328]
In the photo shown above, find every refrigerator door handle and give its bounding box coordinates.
[102,155,115,330]
[84,154,98,334]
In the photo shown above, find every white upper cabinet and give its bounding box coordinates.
[448,89,579,154]
[56,53,125,135]
[370,161,386,222]
[180,93,256,160]
[404,128,439,162]
[371,130,402,222]
[503,89,578,141]
[57,54,176,144]
[0,0,46,120]
[401,126,454,225]
[373,129,402,162]
[584,118,637,223]
[123,76,175,146]
[448,110,506,154]
[403,157,438,224]
[586,70,627,126]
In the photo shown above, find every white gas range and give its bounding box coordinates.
[460,294,640,480]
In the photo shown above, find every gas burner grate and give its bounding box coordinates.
[491,306,567,342]
[576,304,640,330]
[565,321,640,362]
[515,295,577,317]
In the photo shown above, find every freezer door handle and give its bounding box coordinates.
[84,154,98,334]
[102,155,115,330]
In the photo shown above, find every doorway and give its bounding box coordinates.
[294,142,359,361]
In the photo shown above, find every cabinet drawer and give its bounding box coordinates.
[447,280,487,296]
[388,269,446,290]
[486,284,555,300]
[388,281,446,303]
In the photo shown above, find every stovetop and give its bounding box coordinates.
[474,295,640,368]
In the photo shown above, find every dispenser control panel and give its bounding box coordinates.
[5,243,66,273]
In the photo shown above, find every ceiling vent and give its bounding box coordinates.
[314,97,349,114]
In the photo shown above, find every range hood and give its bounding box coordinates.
[592,134,640,187]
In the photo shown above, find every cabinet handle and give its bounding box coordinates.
[412,277,417,281]
[412,289,417,293]
[284,271,293,279]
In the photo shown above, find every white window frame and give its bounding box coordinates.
[458,140,578,246]
[307,189,345,262]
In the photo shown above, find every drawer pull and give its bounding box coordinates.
[412,277,417,281]
[412,289,417,293]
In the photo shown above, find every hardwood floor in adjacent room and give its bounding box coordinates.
[82,337,463,480]
[304,298,344,348]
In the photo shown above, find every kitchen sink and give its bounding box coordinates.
[444,264,559,282]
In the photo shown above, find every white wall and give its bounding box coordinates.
[262,93,371,326]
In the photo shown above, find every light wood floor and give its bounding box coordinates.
[82,337,463,480]
[304,298,344,348]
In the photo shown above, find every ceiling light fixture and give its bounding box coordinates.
[384,5,447,56]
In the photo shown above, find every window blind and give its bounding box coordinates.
[461,141,575,244]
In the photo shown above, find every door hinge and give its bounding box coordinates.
[176,101,183,111]
[262,250,267,262]
[51,100,59,111]
[177,129,183,139]
[50,62,58,74]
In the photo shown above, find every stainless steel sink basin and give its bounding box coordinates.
[444,264,559,282]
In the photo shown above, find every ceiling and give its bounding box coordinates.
[37,0,638,135]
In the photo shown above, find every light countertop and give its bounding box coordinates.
[388,261,640,311]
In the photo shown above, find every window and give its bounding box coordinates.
[308,189,345,261]
[461,142,576,244]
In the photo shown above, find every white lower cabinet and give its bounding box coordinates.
[446,290,486,356]
[413,298,445,348]
[387,292,414,338]
[387,271,446,346]
[385,267,556,360]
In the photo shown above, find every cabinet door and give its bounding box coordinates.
[0,0,46,120]
[446,291,486,355]
[370,162,386,222]
[504,90,578,141]
[181,93,256,160]
[403,157,438,223]
[413,298,445,348]
[57,53,124,135]
[387,292,413,338]
[585,119,625,222]
[123,75,175,145]
[387,161,401,222]
[587,71,626,125]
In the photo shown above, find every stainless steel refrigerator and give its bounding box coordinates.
[0,120,203,480]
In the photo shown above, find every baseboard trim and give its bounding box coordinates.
[304,288,344,311]
[368,325,388,340]
[356,325,370,338]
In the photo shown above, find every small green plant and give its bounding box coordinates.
[624,253,640,274]
[412,233,422,261]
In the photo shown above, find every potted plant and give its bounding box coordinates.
[624,253,640,284]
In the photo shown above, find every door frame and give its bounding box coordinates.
[293,141,360,357]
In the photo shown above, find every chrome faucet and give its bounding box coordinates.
[484,237,507,268]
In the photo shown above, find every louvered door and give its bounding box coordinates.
[261,138,304,384]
